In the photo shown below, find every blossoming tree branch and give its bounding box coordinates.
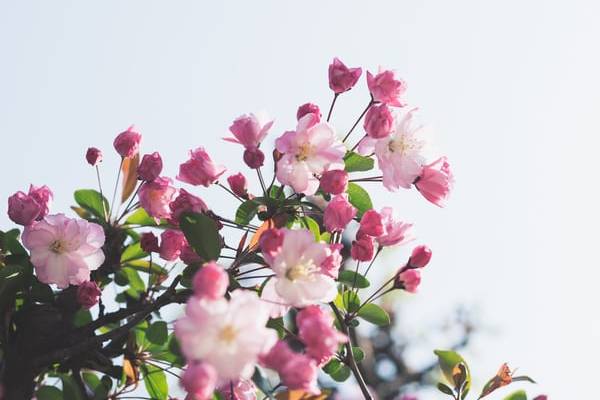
[1,58,538,400]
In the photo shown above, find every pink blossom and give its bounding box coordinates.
[138,177,177,221]
[218,380,257,400]
[175,290,277,381]
[359,209,384,237]
[225,113,273,149]
[320,243,343,278]
[279,352,319,394]
[137,152,163,182]
[275,115,345,195]
[376,207,413,247]
[297,103,321,122]
[259,228,284,265]
[169,189,208,225]
[351,235,375,261]
[140,232,159,253]
[177,147,226,187]
[22,214,105,289]
[193,262,229,300]
[159,229,186,261]
[395,268,421,293]
[181,361,217,400]
[367,68,407,107]
[28,185,53,220]
[259,339,296,371]
[323,194,356,232]
[415,157,454,207]
[8,191,42,226]
[266,229,337,307]
[113,125,141,158]
[374,110,426,191]
[76,281,102,309]
[319,169,348,195]
[364,104,394,139]
[180,243,202,265]
[227,173,248,198]
[533,396,548,400]
[85,147,102,166]
[297,306,347,365]
[409,245,432,269]
[328,57,362,94]
[243,147,265,169]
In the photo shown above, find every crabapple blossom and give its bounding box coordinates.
[174,290,277,381]
[395,268,421,293]
[169,189,208,225]
[159,229,186,261]
[258,228,284,264]
[76,281,102,309]
[140,232,159,253]
[297,306,347,365]
[113,125,141,158]
[376,207,413,247]
[177,147,226,187]
[8,191,43,226]
[243,147,265,169]
[180,243,203,265]
[85,147,102,166]
[415,156,454,207]
[367,68,407,107]
[22,214,105,289]
[320,243,343,278]
[359,209,384,237]
[217,379,257,400]
[328,57,362,94]
[364,103,394,139]
[137,151,163,181]
[138,176,177,221]
[260,340,319,394]
[351,234,375,261]
[192,262,229,300]
[227,173,248,198]
[275,114,345,195]
[323,194,356,232]
[225,113,273,150]
[181,361,217,400]
[408,245,432,269]
[319,169,348,195]
[296,102,321,121]
[28,185,53,220]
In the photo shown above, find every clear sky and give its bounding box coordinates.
[1,1,599,398]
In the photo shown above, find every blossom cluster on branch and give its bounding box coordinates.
[0,58,542,400]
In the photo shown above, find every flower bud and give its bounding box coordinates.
[296,103,321,121]
[181,361,217,400]
[169,189,208,226]
[323,194,356,232]
[113,125,142,158]
[351,235,375,261]
[159,229,186,261]
[177,147,226,187]
[28,185,52,220]
[415,157,453,207]
[259,228,284,263]
[408,245,432,269]
[364,104,394,139]
[192,262,229,300]
[77,281,102,309]
[359,209,384,237]
[227,173,248,198]
[395,268,421,293]
[319,169,348,195]
[7,191,41,226]
[137,152,163,181]
[367,69,407,107]
[328,57,362,94]
[140,232,159,253]
[85,147,102,166]
[243,147,265,169]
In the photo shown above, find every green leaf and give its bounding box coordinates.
[36,386,63,400]
[74,189,108,220]
[335,291,360,313]
[235,199,260,225]
[146,321,168,345]
[180,212,222,261]
[352,346,364,363]
[302,216,321,240]
[122,267,145,292]
[323,359,343,374]
[347,183,373,217]
[61,374,84,400]
[338,270,370,289]
[266,317,285,339]
[120,242,147,263]
[125,259,167,275]
[125,208,157,226]
[73,309,92,327]
[82,372,111,400]
[330,365,351,382]
[503,390,527,400]
[437,382,455,396]
[357,303,390,326]
[0,261,31,311]
[0,229,27,255]
[269,185,285,200]
[434,349,471,396]
[344,151,374,172]
[252,368,274,399]
[30,278,54,303]
[142,364,168,400]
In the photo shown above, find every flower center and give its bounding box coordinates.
[389,135,417,155]
[296,143,314,161]
[49,240,66,254]
[218,324,238,344]
[286,260,316,281]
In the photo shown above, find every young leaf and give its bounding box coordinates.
[347,183,373,217]
[120,242,147,263]
[437,382,455,396]
[330,365,351,382]
[338,270,370,289]
[121,153,140,204]
[146,321,169,345]
[503,390,527,400]
[235,199,260,225]
[36,386,63,400]
[357,303,391,326]
[125,208,157,226]
[344,151,374,172]
[323,359,343,375]
[334,291,360,313]
[434,349,471,396]
[180,212,222,261]
[74,189,108,220]
[302,216,321,240]
[60,374,84,400]
[352,346,365,362]
[142,364,168,400]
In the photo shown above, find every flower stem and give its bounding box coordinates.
[343,100,374,143]
[327,93,339,122]
[95,165,108,222]
[109,158,124,222]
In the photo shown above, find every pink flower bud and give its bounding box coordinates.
[113,125,142,158]
[169,189,208,226]
[137,152,163,182]
[319,169,348,195]
[86,147,102,166]
[139,177,177,222]
[351,235,375,261]
[323,194,356,232]
[192,262,229,299]
[177,147,226,187]
[7,191,42,226]
[395,268,421,293]
[409,245,432,269]
[415,157,453,207]
[320,243,343,278]
[364,104,394,139]
[259,228,284,264]
[76,281,102,309]
[279,353,319,394]
[227,173,248,198]
[243,147,265,169]
[180,243,202,265]
[28,185,52,220]
[359,209,384,237]
[225,113,273,149]
[297,306,347,366]
[367,69,407,107]
[159,229,186,261]
[181,361,217,400]
[140,232,159,253]
[296,103,321,121]
[260,340,296,371]
[328,57,362,94]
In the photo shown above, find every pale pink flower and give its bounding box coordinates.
[328,57,362,94]
[374,110,426,190]
[138,177,177,221]
[169,189,208,225]
[265,229,337,307]
[76,281,102,309]
[260,340,319,394]
[177,147,226,187]
[218,380,257,400]
[181,361,217,400]
[113,125,142,158]
[258,228,284,265]
[225,113,273,150]
[415,156,454,207]
[395,268,421,293]
[28,185,53,220]
[323,194,356,232]
[137,152,163,182]
[364,104,394,139]
[408,245,432,269]
[260,278,291,319]
[193,262,229,300]
[275,115,345,195]
[259,340,296,371]
[175,290,277,381]
[85,147,102,166]
[376,207,413,247]
[159,229,186,261]
[22,214,105,289]
[367,68,407,107]
[296,103,321,122]
[297,306,347,366]
[319,169,348,195]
